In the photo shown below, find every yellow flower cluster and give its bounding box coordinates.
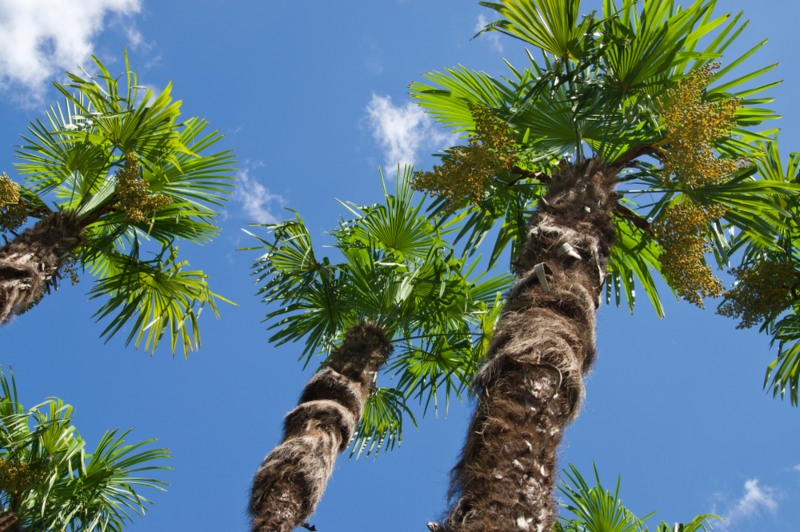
[0,458,42,496]
[413,104,516,212]
[0,172,18,205]
[659,64,742,188]
[656,202,727,307]
[0,172,27,232]
[718,259,796,328]
[114,152,172,223]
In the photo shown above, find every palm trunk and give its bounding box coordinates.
[0,511,23,531]
[249,322,393,532]
[431,160,618,531]
[0,211,83,324]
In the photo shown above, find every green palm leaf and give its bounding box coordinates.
[3,52,235,353]
[0,369,169,531]
[555,464,720,532]
[246,169,512,452]
[89,245,229,356]
[478,0,589,60]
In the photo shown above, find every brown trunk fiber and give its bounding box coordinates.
[0,211,83,324]
[0,511,23,532]
[430,160,617,531]
[249,322,393,532]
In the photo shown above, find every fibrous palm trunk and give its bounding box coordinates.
[0,510,23,532]
[431,159,618,531]
[249,322,393,532]
[0,211,83,324]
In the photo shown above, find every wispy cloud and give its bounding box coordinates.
[233,167,286,224]
[475,14,503,52]
[365,93,450,175]
[0,0,142,102]
[365,42,384,75]
[715,479,779,531]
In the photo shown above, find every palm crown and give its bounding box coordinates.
[245,169,512,454]
[0,369,169,531]
[410,0,800,399]
[0,54,235,355]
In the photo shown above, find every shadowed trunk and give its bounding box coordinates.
[0,211,83,324]
[430,159,618,531]
[0,511,23,532]
[249,322,393,532]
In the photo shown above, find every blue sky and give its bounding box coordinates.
[1,1,799,530]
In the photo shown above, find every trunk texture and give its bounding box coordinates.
[0,211,83,324]
[431,160,617,531]
[0,511,22,532]
[249,322,393,532]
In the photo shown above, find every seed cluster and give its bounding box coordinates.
[659,64,743,189]
[114,152,172,223]
[0,172,27,232]
[0,457,42,497]
[655,203,727,307]
[413,104,516,211]
[718,259,796,328]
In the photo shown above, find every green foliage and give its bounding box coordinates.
[5,52,235,355]
[88,245,230,354]
[411,0,800,401]
[713,143,800,405]
[0,368,169,531]
[555,464,719,532]
[411,0,785,316]
[245,169,513,454]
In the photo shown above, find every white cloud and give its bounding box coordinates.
[0,0,142,99]
[475,14,503,52]
[716,479,779,531]
[365,93,450,174]
[234,168,286,224]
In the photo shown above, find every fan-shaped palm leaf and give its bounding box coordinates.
[555,464,719,532]
[0,369,169,531]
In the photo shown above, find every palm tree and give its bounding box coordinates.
[0,368,169,530]
[0,54,234,355]
[409,1,796,529]
[244,171,512,531]
[553,464,718,532]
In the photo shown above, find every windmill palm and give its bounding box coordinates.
[410,1,797,529]
[0,54,234,355]
[244,170,512,531]
[0,368,169,531]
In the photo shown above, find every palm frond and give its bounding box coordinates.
[555,463,720,532]
[0,369,169,531]
[88,246,229,356]
[7,53,235,354]
[246,170,512,451]
[350,387,416,459]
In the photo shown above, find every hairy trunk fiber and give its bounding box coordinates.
[249,322,393,532]
[0,511,23,531]
[0,211,83,324]
[431,160,618,531]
